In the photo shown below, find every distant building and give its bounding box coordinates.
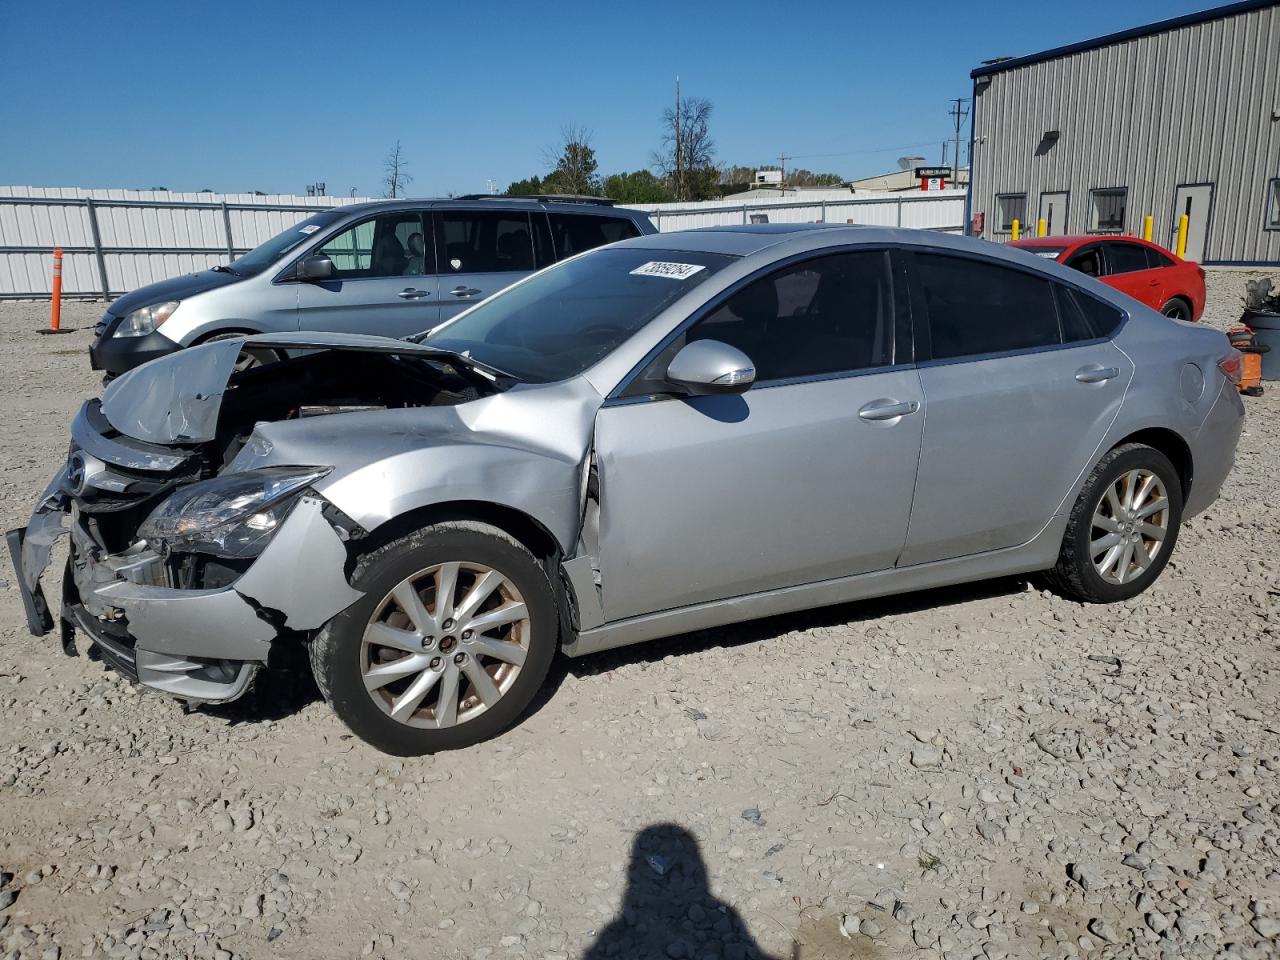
[717,186,861,202]
[847,167,970,193]
[967,0,1280,264]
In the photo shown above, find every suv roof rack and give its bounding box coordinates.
[453,194,618,207]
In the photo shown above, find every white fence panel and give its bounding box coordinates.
[628,189,965,235]
[0,186,967,298]
[0,186,372,298]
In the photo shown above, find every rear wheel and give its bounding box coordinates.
[1160,298,1192,322]
[309,521,557,755]
[1045,443,1183,603]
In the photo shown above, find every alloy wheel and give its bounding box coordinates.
[360,562,530,728]
[1089,469,1170,586]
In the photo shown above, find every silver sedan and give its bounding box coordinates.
[10,225,1245,754]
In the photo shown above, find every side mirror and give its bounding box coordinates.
[296,253,335,282]
[665,339,756,395]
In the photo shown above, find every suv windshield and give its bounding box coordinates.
[227,208,349,276]
[420,247,733,383]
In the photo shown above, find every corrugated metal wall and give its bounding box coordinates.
[0,187,372,297]
[970,2,1280,264]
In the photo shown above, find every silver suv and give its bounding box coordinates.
[89,196,656,376]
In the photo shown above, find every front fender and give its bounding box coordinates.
[321,444,583,553]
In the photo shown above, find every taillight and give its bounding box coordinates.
[1219,349,1244,385]
[1196,266,1205,280]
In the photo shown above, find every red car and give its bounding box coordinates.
[1009,235,1205,322]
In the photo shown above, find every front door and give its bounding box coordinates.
[899,251,1133,566]
[1170,184,1213,262]
[434,210,538,324]
[294,210,439,338]
[593,249,925,623]
[1038,191,1069,236]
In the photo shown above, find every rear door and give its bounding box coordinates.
[435,209,537,323]
[294,210,439,337]
[1100,240,1165,311]
[898,251,1133,566]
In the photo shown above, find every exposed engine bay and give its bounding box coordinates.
[8,338,513,703]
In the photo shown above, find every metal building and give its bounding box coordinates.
[967,0,1280,265]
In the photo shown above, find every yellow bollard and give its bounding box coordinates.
[1037,217,1047,238]
[1142,215,1153,241]
[1011,218,1020,241]
[1175,214,1189,258]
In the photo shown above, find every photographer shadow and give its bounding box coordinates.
[584,823,785,960]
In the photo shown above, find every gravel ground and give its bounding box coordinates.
[1,279,1280,960]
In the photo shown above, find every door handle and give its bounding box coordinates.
[397,288,432,300]
[1075,365,1120,383]
[450,286,482,298]
[857,398,920,421]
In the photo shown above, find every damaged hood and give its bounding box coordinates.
[100,332,462,445]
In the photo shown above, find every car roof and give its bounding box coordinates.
[319,197,646,220]
[615,223,1055,261]
[1010,234,1174,253]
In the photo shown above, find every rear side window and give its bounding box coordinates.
[532,214,554,269]
[437,211,534,273]
[549,214,641,259]
[915,253,1059,360]
[1061,286,1124,338]
[1106,242,1151,275]
[1147,247,1175,268]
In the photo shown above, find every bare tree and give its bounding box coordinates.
[542,124,600,196]
[382,141,413,199]
[653,95,716,201]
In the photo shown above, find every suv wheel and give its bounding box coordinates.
[310,521,557,755]
[1045,443,1183,603]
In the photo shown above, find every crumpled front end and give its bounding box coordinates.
[6,400,365,704]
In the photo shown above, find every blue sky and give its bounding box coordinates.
[0,0,1217,196]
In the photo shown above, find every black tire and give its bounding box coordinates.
[309,521,557,755]
[1044,443,1183,603]
[1160,298,1192,322]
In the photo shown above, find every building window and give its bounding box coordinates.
[1088,188,1127,233]
[1267,178,1280,231]
[994,193,1027,234]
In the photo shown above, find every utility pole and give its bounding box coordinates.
[674,76,682,202]
[779,153,787,192]
[948,98,970,188]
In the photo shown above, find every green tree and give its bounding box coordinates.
[602,170,674,204]
[504,176,544,196]
[543,124,600,196]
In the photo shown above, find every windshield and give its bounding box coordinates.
[420,247,734,383]
[1023,246,1069,260]
[226,208,349,276]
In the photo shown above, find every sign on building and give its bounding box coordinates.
[914,166,951,192]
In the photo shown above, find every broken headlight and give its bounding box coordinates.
[137,466,330,559]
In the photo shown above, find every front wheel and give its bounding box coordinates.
[1044,443,1183,603]
[309,521,557,755]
